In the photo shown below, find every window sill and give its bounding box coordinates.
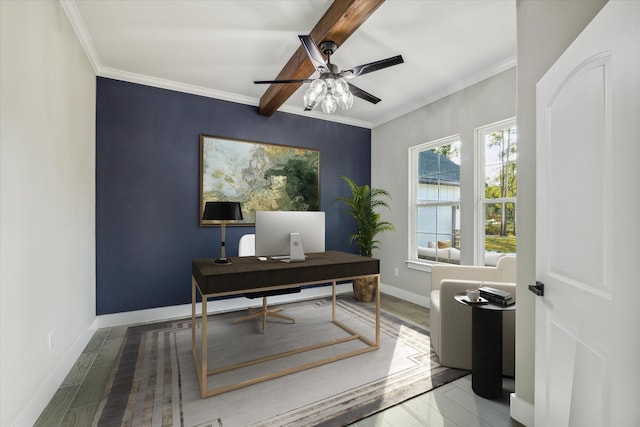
[405,259,433,273]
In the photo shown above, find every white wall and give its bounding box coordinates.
[511,0,607,420]
[0,1,96,426]
[371,67,516,299]
[373,2,607,425]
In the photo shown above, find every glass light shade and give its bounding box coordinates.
[323,77,335,89]
[333,78,349,96]
[320,93,338,114]
[310,78,327,94]
[336,91,353,110]
[304,77,353,113]
[332,78,353,110]
[304,79,327,110]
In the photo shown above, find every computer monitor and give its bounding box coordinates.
[255,211,325,260]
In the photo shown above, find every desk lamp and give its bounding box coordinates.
[202,201,243,265]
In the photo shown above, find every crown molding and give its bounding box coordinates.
[59,0,372,129]
[372,57,517,128]
[59,0,101,74]
[99,67,372,128]
[60,0,514,131]
[99,66,259,106]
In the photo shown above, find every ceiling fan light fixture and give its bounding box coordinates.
[255,35,404,116]
[303,79,327,110]
[306,77,352,114]
[320,93,338,114]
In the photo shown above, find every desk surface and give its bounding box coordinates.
[192,250,379,296]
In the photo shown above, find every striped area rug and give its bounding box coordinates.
[93,296,467,427]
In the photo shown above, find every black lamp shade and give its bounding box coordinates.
[202,201,243,221]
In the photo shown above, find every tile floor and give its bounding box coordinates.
[348,294,522,427]
[36,294,523,426]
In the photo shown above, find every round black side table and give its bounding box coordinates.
[455,293,516,399]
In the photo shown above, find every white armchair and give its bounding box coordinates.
[429,256,516,376]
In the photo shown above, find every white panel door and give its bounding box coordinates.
[535,2,640,426]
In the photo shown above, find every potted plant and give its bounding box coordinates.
[337,175,394,302]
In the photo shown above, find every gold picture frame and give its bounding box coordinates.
[199,135,320,226]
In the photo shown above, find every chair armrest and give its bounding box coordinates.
[435,279,515,371]
[431,265,503,292]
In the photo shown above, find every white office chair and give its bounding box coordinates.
[233,233,298,333]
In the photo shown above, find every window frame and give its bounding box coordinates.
[408,134,461,270]
[475,118,517,266]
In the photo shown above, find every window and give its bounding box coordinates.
[409,136,461,265]
[407,119,518,271]
[408,119,517,269]
[477,119,517,265]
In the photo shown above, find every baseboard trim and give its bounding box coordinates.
[510,393,534,426]
[93,282,429,329]
[14,323,96,427]
[379,283,430,308]
[92,282,354,329]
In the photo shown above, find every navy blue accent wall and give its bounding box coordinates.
[96,77,371,315]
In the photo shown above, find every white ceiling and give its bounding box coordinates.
[63,0,516,128]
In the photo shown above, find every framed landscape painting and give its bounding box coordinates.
[199,135,320,226]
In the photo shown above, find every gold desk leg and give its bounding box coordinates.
[332,280,337,322]
[375,274,381,347]
[191,278,196,356]
[201,295,208,398]
[191,277,202,390]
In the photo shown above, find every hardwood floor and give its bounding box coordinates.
[34,325,128,427]
[36,293,522,426]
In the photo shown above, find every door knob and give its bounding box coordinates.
[529,281,544,296]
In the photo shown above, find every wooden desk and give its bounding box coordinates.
[191,250,380,398]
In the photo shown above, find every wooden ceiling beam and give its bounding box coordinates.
[258,0,385,116]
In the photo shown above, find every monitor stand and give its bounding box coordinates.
[283,232,305,263]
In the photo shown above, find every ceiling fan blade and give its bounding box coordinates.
[254,79,314,84]
[298,35,329,74]
[340,55,404,79]
[348,83,381,104]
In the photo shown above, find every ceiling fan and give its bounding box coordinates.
[254,35,404,114]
